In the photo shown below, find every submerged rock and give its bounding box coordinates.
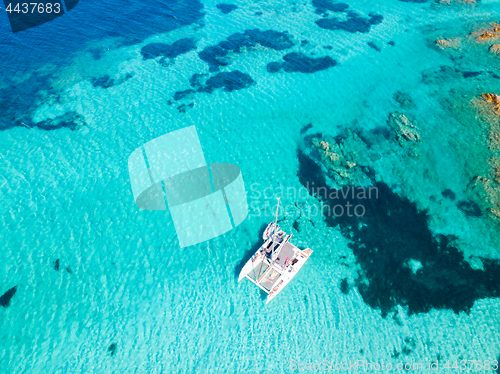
[91,73,134,89]
[310,131,372,187]
[477,31,500,42]
[466,173,500,222]
[387,112,420,143]
[457,200,482,217]
[297,151,500,316]
[490,44,500,55]
[312,0,349,15]
[108,343,117,356]
[0,286,17,308]
[367,41,381,52]
[435,38,461,49]
[216,3,237,14]
[316,12,383,34]
[474,24,500,42]
[340,278,349,294]
[393,91,416,110]
[198,29,294,71]
[32,111,86,131]
[482,93,500,113]
[203,71,255,92]
[174,71,255,104]
[266,52,337,74]
[141,39,196,60]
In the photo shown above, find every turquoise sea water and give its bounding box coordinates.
[1,0,500,372]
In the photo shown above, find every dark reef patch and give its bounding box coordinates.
[189,73,208,88]
[174,89,195,101]
[300,123,314,135]
[202,71,255,92]
[462,71,482,78]
[216,3,238,14]
[108,343,117,357]
[340,278,350,294]
[0,76,88,131]
[34,111,85,131]
[198,29,294,71]
[10,111,86,132]
[402,337,416,355]
[388,41,396,46]
[422,65,462,85]
[0,286,17,308]
[457,200,482,217]
[297,149,500,316]
[398,0,428,3]
[90,73,134,89]
[91,75,114,89]
[174,71,255,109]
[392,311,403,326]
[367,41,381,52]
[177,103,194,112]
[54,259,60,271]
[371,126,391,140]
[312,0,349,15]
[323,45,333,50]
[141,39,196,60]
[316,12,383,33]
[442,189,456,200]
[267,52,337,73]
[393,91,416,110]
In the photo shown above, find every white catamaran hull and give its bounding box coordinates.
[237,251,265,282]
[238,201,313,304]
[238,236,313,303]
[266,248,312,304]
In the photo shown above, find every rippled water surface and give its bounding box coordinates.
[1,0,500,372]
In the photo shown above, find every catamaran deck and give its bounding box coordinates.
[238,204,312,303]
[275,242,296,268]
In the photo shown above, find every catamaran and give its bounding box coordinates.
[238,199,313,304]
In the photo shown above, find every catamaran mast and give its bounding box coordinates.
[272,198,280,243]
